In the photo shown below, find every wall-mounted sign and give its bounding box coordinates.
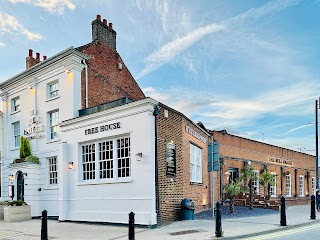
[24,109,44,140]
[85,122,121,135]
[185,126,207,143]
[268,157,293,166]
[166,143,176,176]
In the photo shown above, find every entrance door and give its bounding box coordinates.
[17,171,24,201]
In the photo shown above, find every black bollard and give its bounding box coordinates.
[311,195,316,220]
[280,196,287,226]
[215,201,222,237]
[128,212,135,240]
[41,210,48,240]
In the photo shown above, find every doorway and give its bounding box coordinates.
[17,171,24,201]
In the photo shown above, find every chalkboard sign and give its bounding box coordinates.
[166,143,176,176]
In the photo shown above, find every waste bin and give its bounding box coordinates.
[181,198,195,220]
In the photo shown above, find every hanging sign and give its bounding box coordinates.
[166,143,176,176]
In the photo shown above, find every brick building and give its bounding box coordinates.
[211,130,318,205]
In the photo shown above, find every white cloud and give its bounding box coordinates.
[287,123,314,133]
[0,13,42,41]
[136,0,302,79]
[0,42,5,47]
[8,0,76,15]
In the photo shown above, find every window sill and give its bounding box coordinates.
[46,96,60,102]
[78,178,132,186]
[46,138,60,144]
[10,147,20,151]
[190,182,203,186]
[11,110,21,115]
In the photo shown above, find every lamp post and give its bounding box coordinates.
[316,99,319,189]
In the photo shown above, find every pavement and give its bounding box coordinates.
[0,205,318,240]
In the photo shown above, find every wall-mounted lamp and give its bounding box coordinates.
[224,171,231,178]
[8,174,14,181]
[247,161,251,165]
[135,153,143,161]
[22,172,27,178]
[68,162,74,169]
[65,69,71,73]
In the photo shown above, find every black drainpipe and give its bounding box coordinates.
[153,106,161,218]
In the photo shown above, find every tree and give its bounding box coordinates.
[224,180,241,214]
[259,169,275,208]
[240,164,258,210]
[19,136,32,159]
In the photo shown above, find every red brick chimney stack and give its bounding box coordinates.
[92,14,116,50]
[43,56,47,61]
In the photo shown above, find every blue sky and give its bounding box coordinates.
[0,0,320,155]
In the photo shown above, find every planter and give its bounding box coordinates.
[3,205,31,222]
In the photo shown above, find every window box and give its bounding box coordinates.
[3,205,31,222]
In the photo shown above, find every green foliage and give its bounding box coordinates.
[0,201,10,206]
[6,200,27,206]
[259,169,275,187]
[19,136,32,159]
[240,164,258,188]
[224,180,241,199]
[25,155,40,163]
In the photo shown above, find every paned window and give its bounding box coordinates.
[270,172,277,196]
[99,141,113,179]
[82,144,96,180]
[286,174,291,197]
[48,82,59,98]
[12,121,20,147]
[81,136,131,181]
[49,110,59,139]
[48,157,58,185]
[117,137,131,178]
[312,177,316,196]
[190,143,202,183]
[252,170,259,194]
[299,176,304,197]
[12,97,20,112]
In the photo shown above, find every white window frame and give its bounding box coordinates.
[12,121,20,148]
[252,170,259,194]
[312,177,316,196]
[48,157,58,185]
[48,110,59,140]
[286,174,291,197]
[190,143,202,183]
[299,175,304,197]
[81,136,131,182]
[270,172,277,197]
[11,96,20,112]
[48,81,59,99]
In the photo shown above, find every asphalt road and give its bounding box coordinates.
[243,222,320,240]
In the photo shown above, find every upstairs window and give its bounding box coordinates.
[11,96,20,112]
[48,81,59,99]
[12,121,20,148]
[49,110,59,140]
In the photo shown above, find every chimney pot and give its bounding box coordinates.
[36,53,40,60]
[28,49,33,57]
[109,23,113,29]
[97,15,101,21]
[43,56,47,61]
[103,19,107,24]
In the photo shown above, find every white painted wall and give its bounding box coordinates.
[0,49,87,217]
[60,98,158,225]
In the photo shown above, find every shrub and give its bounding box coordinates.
[7,200,27,206]
[25,155,40,163]
[0,201,10,206]
[19,136,32,159]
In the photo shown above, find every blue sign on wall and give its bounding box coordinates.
[208,142,220,171]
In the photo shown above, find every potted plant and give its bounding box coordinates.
[0,201,10,220]
[13,136,39,164]
[259,169,275,208]
[3,200,31,222]
[224,180,241,214]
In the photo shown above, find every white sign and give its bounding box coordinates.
[24,109,45,140]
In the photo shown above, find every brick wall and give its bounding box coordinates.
[213,130,317,200]
[78,43,145,108]
[156,104,213,224]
